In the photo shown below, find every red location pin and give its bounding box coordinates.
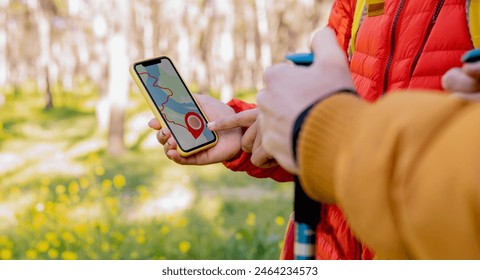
[185,112,205,139]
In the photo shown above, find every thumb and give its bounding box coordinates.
[310,27,347,68]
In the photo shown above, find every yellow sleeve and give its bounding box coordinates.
[298,91,480,259]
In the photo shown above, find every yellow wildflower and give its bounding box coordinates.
[0,249,12,260]
[36,241,49,252]
[95,166,105,176]
[0,236,13,248]
[48,249,59,259]
[113,175,126,189]
[61,251,78,260]
[45,201,55,214]
[160,225,170,235]
[178,241,191,254]
[61,231,76,244]
[101,242,110,252]
[137,185,149,201]
[176,217,187,228]
[40,177,50,186]
[25,249,37,259]
[275,216,285,226]
[136,235,146,244]
[105,197,118,211]
[32,213,46,229]
[73,224,87,235]
[87,153,101,165]
[101,179,112,193]
[45,232,57,242]
[112,232,124,242]
[99,224,109,234]
[68,181,79,195]
[246,212,256,226]
[58,194,69,204]
[55,184,66,194]
[79,177,89,189]
[130,251,139,259]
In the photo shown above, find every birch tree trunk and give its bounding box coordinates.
[215,0,235,102]
[0,0,7,107]
[106,0,130,156]
[137,0,153,58]
[31,0,53,109]
[255,0,272,71]
[198,0,215,93]
[0,0,8,95]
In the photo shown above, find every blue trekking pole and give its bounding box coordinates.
[285,53,321,260]
[461,48,480,63]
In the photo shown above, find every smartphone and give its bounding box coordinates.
[130,56,218,157]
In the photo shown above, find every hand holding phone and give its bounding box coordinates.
[130,57,218,156]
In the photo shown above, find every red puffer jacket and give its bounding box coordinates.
[335,0,474,102]
[225,0,474,260]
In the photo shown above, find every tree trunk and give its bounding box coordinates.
[44,65,53,109]
[255,0,272,70]
[0,0,8,106]
[107,104,126,156]
[137,0,153,58]
[31,0,53,109]
[106,0,130,156]
[0,0,8,89]
[215,0,235,102]
[198,0,214,94]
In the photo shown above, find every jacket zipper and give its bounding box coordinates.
[408,0,446,80]
[382,0,407,96]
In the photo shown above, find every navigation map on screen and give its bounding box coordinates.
[135,59,216,151]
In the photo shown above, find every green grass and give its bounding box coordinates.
[0,87,293,260]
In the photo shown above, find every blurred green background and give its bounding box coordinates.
[0,0,331,259]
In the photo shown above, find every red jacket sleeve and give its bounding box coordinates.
[327,0,356,53]
[223,99,294,183]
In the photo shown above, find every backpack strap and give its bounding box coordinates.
[348,0,367,59]
[467,0,480,48]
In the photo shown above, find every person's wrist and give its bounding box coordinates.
[291,88,358,162]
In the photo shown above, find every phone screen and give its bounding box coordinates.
[134,57,216,153]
